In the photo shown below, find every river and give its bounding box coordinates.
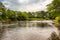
[0,20,60,40]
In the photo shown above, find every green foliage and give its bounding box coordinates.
[0,0,60,21]
[47,0,60,19]
[54,16,60,23]
[0,16,2,21]
[22,12,29,20]
[0,2,5,11]
[16,11,29,21]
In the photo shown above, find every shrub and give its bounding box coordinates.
[54,16,60,24]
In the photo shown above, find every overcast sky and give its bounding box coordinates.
[1,0,53,12]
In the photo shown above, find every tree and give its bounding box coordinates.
[37,11,48,19]
[0,2,7,21]
[17,11,29,21]
[47,0,60,19]
[0,2,5,12]
[27,12,35,18]
[6,9,17,21]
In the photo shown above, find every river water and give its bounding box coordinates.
[0,21,59,40]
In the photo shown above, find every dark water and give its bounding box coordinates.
[0,21,59,40]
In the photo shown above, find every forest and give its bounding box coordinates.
[0,0,60,24]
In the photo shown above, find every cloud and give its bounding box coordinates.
[2,0,53,12]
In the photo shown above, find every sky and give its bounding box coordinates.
[1,0,53,12]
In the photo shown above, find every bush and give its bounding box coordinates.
[54,16,60,23]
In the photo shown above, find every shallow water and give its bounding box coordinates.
[0,21,59,40]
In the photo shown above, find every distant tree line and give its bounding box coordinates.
[0,2,50,21]
[0,0,60,23]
